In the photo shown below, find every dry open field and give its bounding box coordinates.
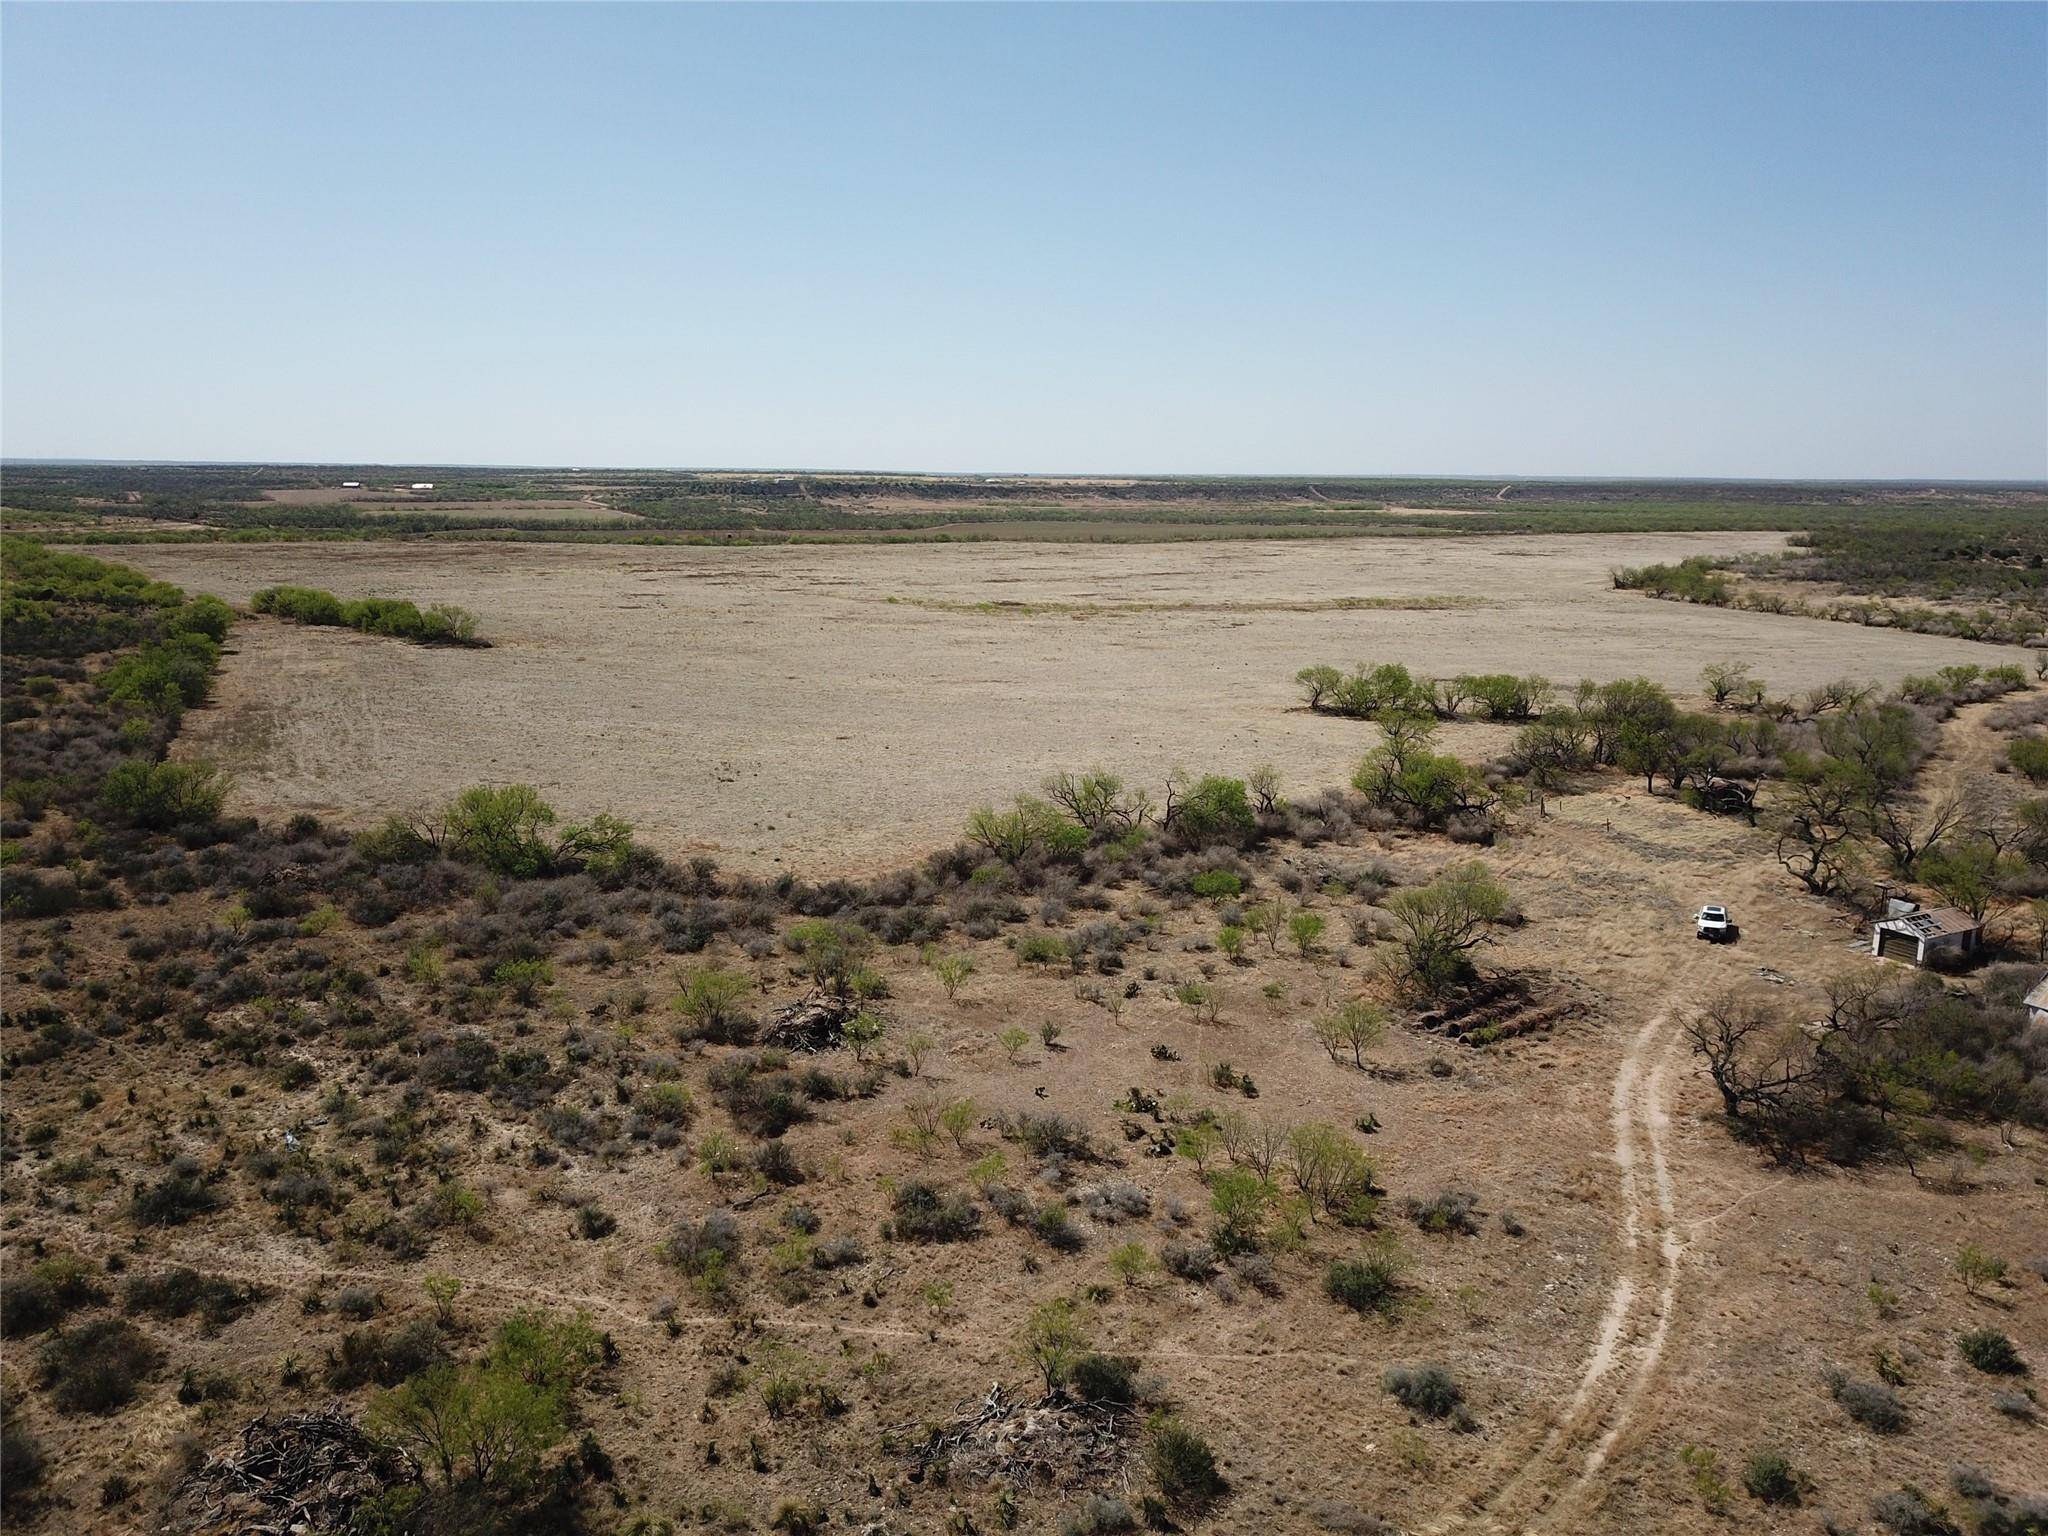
[8,532,2045,1536]
[104,533,2023,874]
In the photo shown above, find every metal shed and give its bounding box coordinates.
[1869,903,1983,968]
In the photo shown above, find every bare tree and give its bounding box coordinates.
[1682,993,1817,1120]
[1861,791,1967,878]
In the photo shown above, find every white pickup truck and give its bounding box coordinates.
[1695,905,1736,943]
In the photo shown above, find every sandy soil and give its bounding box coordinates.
[98,533,2028,875]
[7,745,2041,1535]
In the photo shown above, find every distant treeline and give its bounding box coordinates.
[7,463,2046,546]
[1613,514,2048,647]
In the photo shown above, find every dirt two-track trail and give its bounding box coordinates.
[1419,985,1696,1535]
[1423,786,1796,1534]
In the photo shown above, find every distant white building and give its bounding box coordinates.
[410,482,435,491]
[341,481,362,488]
[1870,901,1983,968]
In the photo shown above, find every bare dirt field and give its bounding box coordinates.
[257,488,632,520]
[98,533,2027,874]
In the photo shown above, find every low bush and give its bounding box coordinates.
[0,1417,45,1509]
[1382,1363,1464,1419]
[1061,1494,1139,1536]
[101,630,219,718]
[1066,1352,1140,1405]
[39,1318,163,1414]
[2008,736,2048,783]
[101,758,227,830]
[889,1181,981,1243]
[130,1156,224,1226]
[1826,1369,1907,1433]
[2,1253,108,1337]
[1165,774,1256,848]
[1870,1486,1963,1536]
[1325,1243,1403,1317]
[1405,1189,1481,1236]
[1743,1449,1804,1505]
[124,1267,265,1329]
[324,1320,446,1390]
[673,967,754,1044]
[1145,1412,1225,1508]
[1957,1328,2026,1375]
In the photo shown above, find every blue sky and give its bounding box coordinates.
[4,3,2043,477]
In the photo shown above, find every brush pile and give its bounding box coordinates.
[165,1406,413,1535]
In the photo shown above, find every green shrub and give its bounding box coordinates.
[170,593,235,642]
[1066,1352,1139,1405]
[1168,775,1255,846]
[1304,661,1433,719]
[1612,556,1733,604]
[492,957,555,1005]
[1350,712,1497,831]
[1295,664,1344,709]
[252,585,347,625]
[1145,1412,1225,1507]
[786,918,875,996]
[966,795,1088,862]
[368,1310,597,1491]
[101,758,227,830]
[446,784,557,877]
[1957,1328,2026,1375]
[1190,869,1243,899]
[1382,1362,1463,1418]
[101,631,219,717]
[1325,1243,1403,1316]
[253,584,481,646]
[1,1253,107,1337]
[1456,672,1553,720]
[1743,1449,1804,1505]
[637,1082,695,1128]
[1016,931,1067,966]
[673,967,754,1044]
[1380,862,1509,999]
[2010,736,2048,783]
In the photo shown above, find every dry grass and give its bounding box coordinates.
[92,533,2026,874]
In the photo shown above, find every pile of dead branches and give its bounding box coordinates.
[760,990,856,1051]
[164,1405,414,1535]
[907,1383,1134,1490]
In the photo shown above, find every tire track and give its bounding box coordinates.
[1424,991,1691,1533]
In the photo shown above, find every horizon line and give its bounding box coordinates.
[5,458,2045,489]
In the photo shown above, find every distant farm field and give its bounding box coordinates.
[258,488,636,521]
[101,533,2023,872]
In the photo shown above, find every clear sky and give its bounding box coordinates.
[3,2,2043,478]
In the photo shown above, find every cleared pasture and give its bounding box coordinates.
[102,532,2023,872]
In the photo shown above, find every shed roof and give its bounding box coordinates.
[1873,905,1980,939]
[2027,975,2048,1013]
